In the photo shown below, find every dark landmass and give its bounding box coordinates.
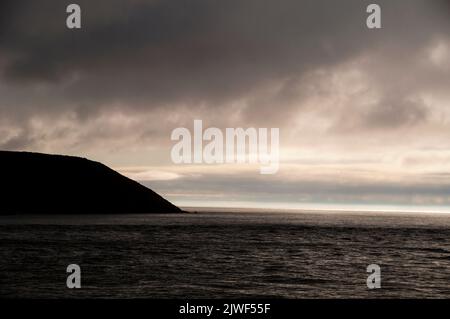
[0,151,183,215]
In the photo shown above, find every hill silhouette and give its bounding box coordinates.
[0,151,183,215]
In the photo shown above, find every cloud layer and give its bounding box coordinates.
[1,0,450,209]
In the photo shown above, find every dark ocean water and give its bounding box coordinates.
[1,210,450,298]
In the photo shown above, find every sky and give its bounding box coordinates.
[1,0,450,211]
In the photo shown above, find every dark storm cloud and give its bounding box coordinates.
[5,0,366,110]
[1,0,448,121]
[0,0,448,153]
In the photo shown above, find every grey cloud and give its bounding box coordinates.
[0,0,449,151]
[0,130,35,150]
[335,93,431,132]
[1,1,447,109]
[366,96,429,129]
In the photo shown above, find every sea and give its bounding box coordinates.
[1,209,450,298]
